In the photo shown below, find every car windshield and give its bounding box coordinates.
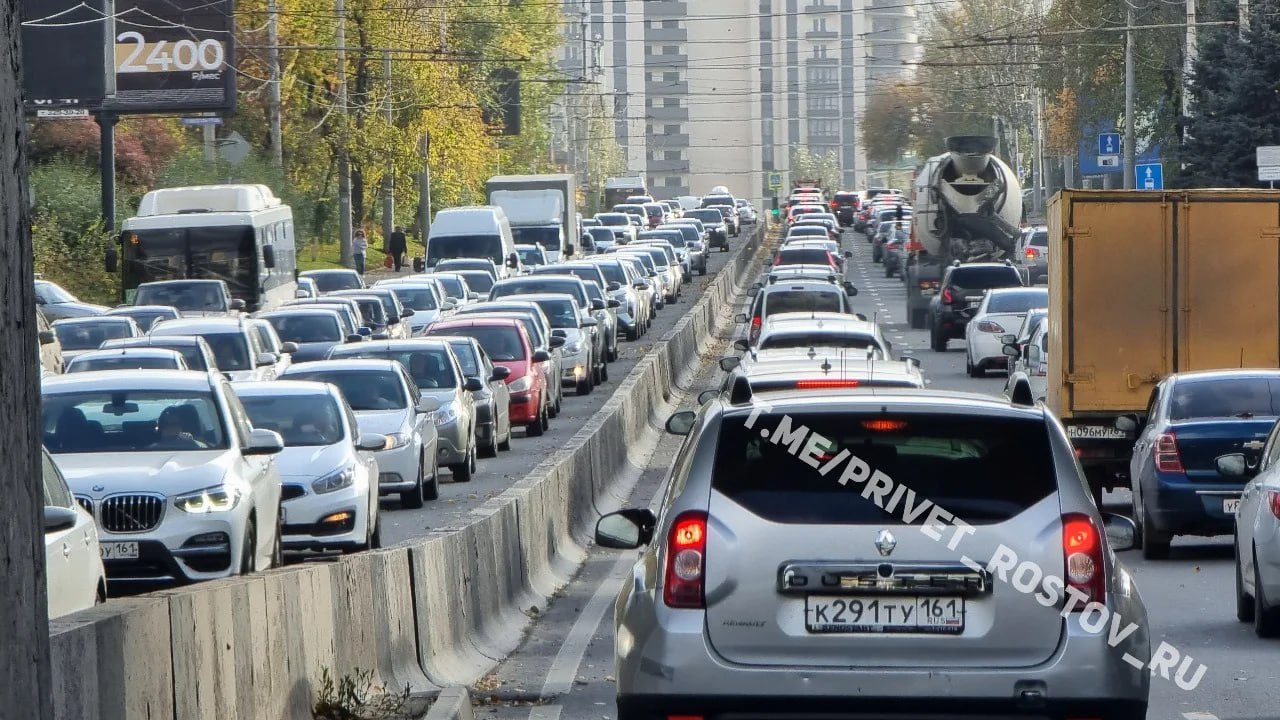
[458,271,495,293]
[109,310,172,332]
[42,390,228,453]
[759,332,882,356]
[493,280,586,307]
[1028,231,1049,247]
[304,272,361,293]
[633,250,669,269]
[286,370,408,411]
[1169,378,1280,420]
[685,210,722,224]
[135,283,227,312]
[594,262,626,284]
[239,394,345,446]
[446,341,481,376]
[54,321,134,350]
[788,227,827,238]
[597,214,629,226]
[518,247,546,266]
[951,267,1022,289]
[111,341,209,371]
[777,249,830,266]
[587,228,615,245]
[344,298,387,326]
[334,348,457,389]
[712,413,1055,525]
[988,290,1049,313]
[431,276,467,299]
[526,299,577,329]
[427,236,504,267]
[433,326,525,361]
[764,291,843,315]
[37,282,77,304]
[389,287,439,311]
[67,356,181,372]
[510,226,562,251]
[199,333,251,371]
[266,314,343,344]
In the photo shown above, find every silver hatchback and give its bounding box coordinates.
[596,388,1149,720]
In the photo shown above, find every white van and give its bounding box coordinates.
[427,206,522,279]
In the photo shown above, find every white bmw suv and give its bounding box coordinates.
[42,370,286,586]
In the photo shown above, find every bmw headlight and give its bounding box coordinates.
[385,432,412,449]
[434,401,460,426]
[509,375,534,393]
[312,465,356,494]
[173,485,242,513]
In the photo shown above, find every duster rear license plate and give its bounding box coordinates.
[805,595,964,634]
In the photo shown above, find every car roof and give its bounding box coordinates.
[285,358,404,374]
[106,305,177,314]
[490,292,578,304]
[106,335,207,347]
[301,268,359,276]
[761,281,842,293]
[1168,369,1280,383]
[987,287,1048,297]
[52,316,133,326]
[43,369,219,392]
[515,243,545,251]
[138,278,222,286]
[231,379,337,397]
[150,318,246,333]
[761,312,876,332]
[69,347,185,360]
[430,317,523,329]
[716,389,1044,420]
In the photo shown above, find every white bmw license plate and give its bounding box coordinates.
[1066,425,1128,440]
[805,595,965,634]
[1224,498,1241,514]
[100,542,139,560]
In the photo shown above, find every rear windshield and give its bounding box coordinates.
[1169,378,1280,420]
[1028,231,1048,247]
[777,249,830,265]
[389,286,439,311]
[949,267,1022,289]
[266,314,343,344]
[136,342,208,371]
[54,322,134,350]
[458,271,495,293]
[285,370,408,411]
[712,413,1056,525]
[431,326,525,362]
[68,356,180,373]
[759,333,881,356]
[988,290,1048,313]
[685,210,722,223]
[764,291,843,315]
[331,347,457,389]
[492,280,586,307]
[594,262,626,284]
[304,272,361,293]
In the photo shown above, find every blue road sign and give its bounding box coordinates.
[1098,133,1121,156]
[180,116,222,126]
[1136,162,1163,190]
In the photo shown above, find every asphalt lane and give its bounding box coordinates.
[464,226,1277,720]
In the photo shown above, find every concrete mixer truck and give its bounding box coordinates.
[904,136,1023,329]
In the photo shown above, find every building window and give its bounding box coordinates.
[664,150,682,160]
[663,45,680,55]
[663,71,679,83]
[813,44,829,59]
[665,176,682,187]
[806,94,838,112]
[807,66,837,84]
[812,18,828,32]
[662,19,679,29]
[664,97,680,107]
[664,124,681,134]
[809,118,840,137]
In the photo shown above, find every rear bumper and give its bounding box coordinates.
[1148,476,1243,536]
[508,391,540,423]
[616,695,1146,720]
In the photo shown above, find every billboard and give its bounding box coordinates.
[22,0,236,115]
[23,0,114,111]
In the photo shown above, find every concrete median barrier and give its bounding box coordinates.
[47,225,767,720]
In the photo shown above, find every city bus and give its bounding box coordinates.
[108,184,298,312]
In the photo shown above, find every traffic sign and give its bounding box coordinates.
[180,116,222,126]
[1259,166,1280,182]
[1097,155,1120,168]
[1136,163,1163,190]
[1258,146,1280,167]
[767,172,783,191]
[36,108,89,119]
[1098,133,1121,156]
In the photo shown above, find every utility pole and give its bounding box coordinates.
[417,133,431,246]
[203,124,216,164]
[0,0,52,713]
[267,0,283,167]
[1182,0,1196,148]
[381,51,394,241]
[1032,91,1045,214]
[96,113,117,232]
[1239,0,1250,37]
[1123,4,1136,189]
[336,0,353,266]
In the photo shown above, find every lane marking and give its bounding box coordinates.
[529,705,562,720]
[1182,714,1220,720]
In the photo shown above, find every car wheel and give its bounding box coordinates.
[1255,550,1280,637]
[479,428,499,458]
[601,359,610,382]
[884,264,893,278]
[423,454,440,501]
[540,404,551,431]
[1237,537,1256,622]
[966,354,983,378]
[498,422,512,450]
[239,518,257,575]
[699,267,707,276]
[400,453,427,509]
[577,374,592,396]
[369,516,382,550]
[547,394,558,419]
[909,309,926,330]
[626,327,638,341]
[1140,503,1171,560]
[270,523,282,568]
[930,324,947,352]
[451,444,474,483]
[526,409,545,437]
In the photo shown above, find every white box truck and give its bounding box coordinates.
[485,174,579,264]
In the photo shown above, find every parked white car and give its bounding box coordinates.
[42,370,286,585]
[279,359,441,507]
[232,381,386,553]
[963,287,1049,378]
[41,445,106,618]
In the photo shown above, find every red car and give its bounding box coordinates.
[426,318,552,436]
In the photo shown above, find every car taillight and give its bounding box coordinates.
[663,511,708,609]
[830,201,838,210]
[1025,247,1040,259]
[975,321,1005,333]
[906,240,923,252]
[796,379,861,388]
[886,241,899,250]
[1062,513,1104,607]
[1268,490,1280,519]
[941,288,954,304]
[1154,432,1184,473]
[751,315,761,331]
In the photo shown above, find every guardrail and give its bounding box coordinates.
[47,224,765,720]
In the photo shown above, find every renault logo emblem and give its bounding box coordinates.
[875,530,897,557]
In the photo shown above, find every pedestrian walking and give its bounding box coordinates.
[353,229,368,275]
[388,225,408,272]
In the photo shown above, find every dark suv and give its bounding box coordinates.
[928,261,1024,351]
[831,191,860,226]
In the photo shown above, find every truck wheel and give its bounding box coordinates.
[930,325,947,352]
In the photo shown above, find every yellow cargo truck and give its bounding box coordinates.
[1041,189,1280,502]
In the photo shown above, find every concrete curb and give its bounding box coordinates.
[46,226,765,720]
[420,687,473,720]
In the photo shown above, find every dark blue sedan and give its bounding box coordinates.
[1128,370,1280,560]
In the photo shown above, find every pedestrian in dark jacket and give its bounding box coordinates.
[388,226,408,272]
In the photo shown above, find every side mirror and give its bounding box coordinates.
[280,342,299,354]
[551,329,568,338]
[733,339,750,352]
[549,336,567,349]
[358,326,373,337]
[44,505,79,533]
[1114,414,1140,433]
[507,253,520,269]
[230,299,247,311]
[39,330,55,345]
[665,410,697,436]
[244,428,285,455]
[591,299,606,311]
[416,396,441,414]
[104,246,119,273]
[855,313,868,321]
[734,313,748,324]
[263,244,277,269]
[633,281,649,290]
[464,376,485,392]
[296,289,311,299]
[607,281,622,292]
[565,244,576,257]
[580,318,598,328]
[607,299,621,308]
[491,366,512,381]
[346,334,364,343]
[356,433,388,451]
[843,251,853,259]
[719,356,741,372]
[697,389,720,405]
[903,355,922,368]
[441,299,457,311]
[747,286,759,297]
[401,307,416,318]
[256,352,278,367]
[1002,343,1021,358]
[595,508,657,549]
[1216,453,1251,478]
[1001,334,1017,345]
[532,349,552,363]
[468,292,482,301]
[843,282,858,297]
[1102,513,1137,552]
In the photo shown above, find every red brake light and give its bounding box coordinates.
[886,241,899,250]
[975,321,1005,333]
[751,315,761,329]
[1062,513,1104,607]
[1268,490,1280,519]
[663,511,708,609]
[796,379,861,389]
[941,288,954,304]
[862,419,908,432]
[906,240,923,252]
[1025,247,1040,259]
[1154,432,1184,473]
[830,201,838,210]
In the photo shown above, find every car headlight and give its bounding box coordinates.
[565,340,584,354]
[312,465,355,494]
[385,432,412,449]
[173,485,242,513]
[509,375,534,393]
[435,401,460,425]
